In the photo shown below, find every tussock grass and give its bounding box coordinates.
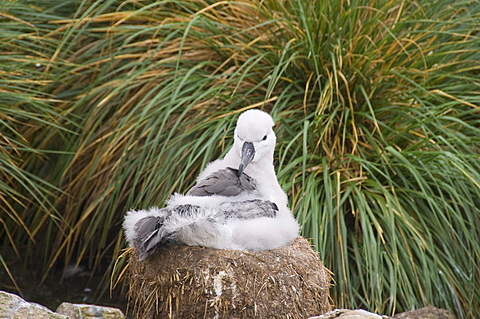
[1,0,479,317]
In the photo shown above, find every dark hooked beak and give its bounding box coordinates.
[238,142,255,177]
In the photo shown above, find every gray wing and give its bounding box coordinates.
[132,205,201,260]
[217,199,278,221]
[133,213,175,260]
[187,167,256,197]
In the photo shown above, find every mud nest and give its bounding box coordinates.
[127,237,332,319]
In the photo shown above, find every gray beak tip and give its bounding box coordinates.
[237,164,244,177]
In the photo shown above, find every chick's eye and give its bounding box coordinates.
[262,135,267,141]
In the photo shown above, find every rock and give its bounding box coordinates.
[56,302,126,319]
[309,308,392,319]
[394,306,456,319]
[0,290,68,319]
[308,306,456,319]
[127,236,332,319]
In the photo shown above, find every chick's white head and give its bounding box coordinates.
[233,109,276,175]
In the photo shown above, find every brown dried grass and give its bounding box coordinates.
[127,237,332,319]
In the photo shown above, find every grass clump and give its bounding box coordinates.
[0,0,479,317]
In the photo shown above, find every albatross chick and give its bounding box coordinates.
[124,109,299,260]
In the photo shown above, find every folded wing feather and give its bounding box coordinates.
[187,168,256,197]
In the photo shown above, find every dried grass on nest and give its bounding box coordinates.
[127,237,333,319]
